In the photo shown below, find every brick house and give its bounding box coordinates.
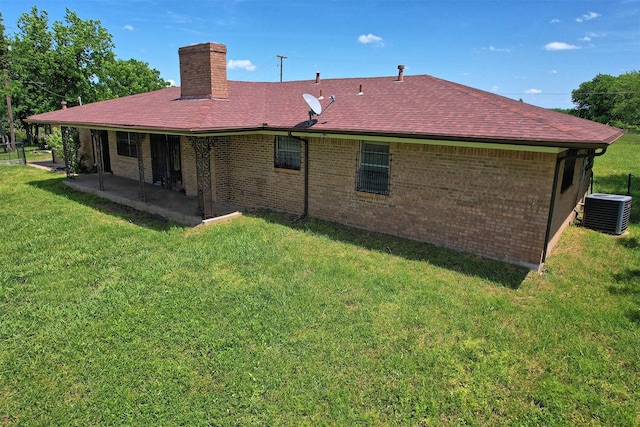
[27,42,623,270]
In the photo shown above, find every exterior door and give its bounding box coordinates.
[151,134,182,190]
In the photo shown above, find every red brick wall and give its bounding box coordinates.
[178,42,228,99]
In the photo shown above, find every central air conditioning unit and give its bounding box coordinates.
[583,193,632,235]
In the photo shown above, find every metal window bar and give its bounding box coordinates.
[275,136,301,169]
[357,143,390,195]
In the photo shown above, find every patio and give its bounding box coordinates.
[29,160,245,226]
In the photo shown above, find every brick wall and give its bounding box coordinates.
[180,136,198,197]
[89,129,580,269]
[178,42,228,99]
[306,138,556,268]
[105,131,152,182]
[546,149,592,252]
[211,135,305,212]
[77,128,93,165]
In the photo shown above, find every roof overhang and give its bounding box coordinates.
[27,119,621,153]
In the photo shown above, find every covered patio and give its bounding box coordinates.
[64,173,245,227]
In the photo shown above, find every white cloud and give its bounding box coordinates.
[358,33,384,46]
[491,85,499,92]
[167,79,176,87]
[227,59,256,71]
[576,11,600,22]
[488,46,510,52]
[550,18,560,24]
[525,88,542,94]
[579,36,592,42]
[123,24,134,31]
[544,41,580,51]
[549,69,558,74]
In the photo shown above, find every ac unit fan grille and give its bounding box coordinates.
[583,193,632,235]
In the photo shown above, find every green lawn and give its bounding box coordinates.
[1,134,639,425]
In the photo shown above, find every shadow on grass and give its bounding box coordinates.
[250,210,529,289]
[609,269,640,325]
[29,176,529,288]
[28,176,176,232]
[593,173,639,224]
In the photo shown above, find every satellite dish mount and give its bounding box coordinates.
[302,93,336,126]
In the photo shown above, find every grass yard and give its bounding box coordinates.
[1,134,639,425]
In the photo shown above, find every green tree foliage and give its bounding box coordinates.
[98,58,169,99]
[572,71,640,129]
[1,7,169,133]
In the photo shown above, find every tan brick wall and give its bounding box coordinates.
[77,128,93,166]
[546,149,592,253]
[180,136,198,197]
[89,129,580,269]
[107,131,152,182]
[306,138,556,268]
[211,135,305,212]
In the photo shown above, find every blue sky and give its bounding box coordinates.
[2,0,639,109]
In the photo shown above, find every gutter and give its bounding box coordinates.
[24,119,618,151]
[541,147,607,266]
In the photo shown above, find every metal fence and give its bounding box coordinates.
[0,142,26,165]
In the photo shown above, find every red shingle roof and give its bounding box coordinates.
[27,74,623,147]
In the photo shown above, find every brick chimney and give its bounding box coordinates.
[179,42,228,99]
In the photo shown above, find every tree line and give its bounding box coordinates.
[570,71,640,131]
[1,7,169,143]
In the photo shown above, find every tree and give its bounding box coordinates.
[571,71,640,129]
[2,7,169,138]
[1,13,16,149]
[97,58,169,99]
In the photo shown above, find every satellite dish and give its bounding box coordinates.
[303,93,322,115]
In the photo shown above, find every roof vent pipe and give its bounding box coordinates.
[61,100,67,110]
[315,72,321,84]
[358,84,363,95]
[319,89,324,100]
[397,64,405,82]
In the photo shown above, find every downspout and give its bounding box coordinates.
[303,137,309,218]
[541,147,607,265]
[289,132,309,222]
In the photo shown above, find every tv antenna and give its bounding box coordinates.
[302,93,336,126]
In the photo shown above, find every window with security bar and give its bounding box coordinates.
[116,131,138,158]
[274,136,301,170]
[357,141,390,195]
[561,149,577,193]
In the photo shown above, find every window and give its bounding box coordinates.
[274,136,301,170]
[116,131,138,158]
[357,141,390,195]
[561,149,577,193]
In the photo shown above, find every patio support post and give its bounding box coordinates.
[91,130,105,191]
[61,126,73,181]
[188,136,214,219]
[133,133,147,202]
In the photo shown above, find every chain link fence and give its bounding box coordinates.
[0,142,26,165]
